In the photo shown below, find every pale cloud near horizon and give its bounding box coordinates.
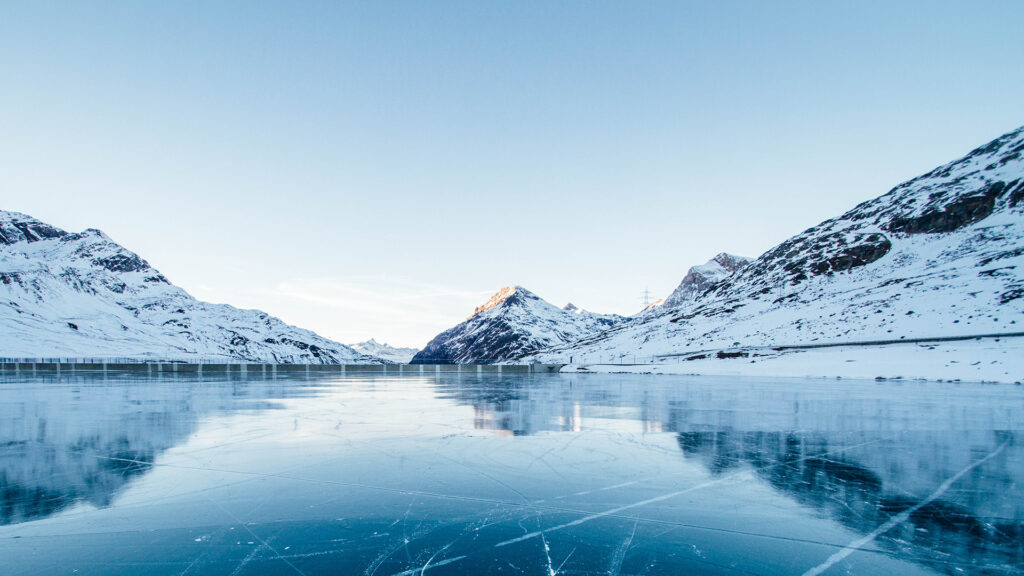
[193,276,496,349]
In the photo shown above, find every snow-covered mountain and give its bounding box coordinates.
[348,339,419,363]
[531,125,1024,370]
[410,286,625,364]
[662,253,752,308]
[0,211,381,363]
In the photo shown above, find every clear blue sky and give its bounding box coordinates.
[2,1,1022,347]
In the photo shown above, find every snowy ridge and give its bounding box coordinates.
[410,286,625,364]
[530,125,1024,380]
[663,253,753,308]
[470,285,518,318]
[348,339,419,363]
[0,211,381,363]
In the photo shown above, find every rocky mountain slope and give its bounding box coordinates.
[530,125,1024,371]
[662,253,753,308]
[348,339,419,363]
[410,286,625,364]
[0,211,380,363]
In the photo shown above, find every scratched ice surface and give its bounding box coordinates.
[0,372,1022,576]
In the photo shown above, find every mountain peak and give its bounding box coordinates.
[0,210,68,246]
[348,339,419,363]
[470,285,536,318]
[414,287,625,364]
[711,253,749,269]
[664,253,753,308]
[0,210,35,223]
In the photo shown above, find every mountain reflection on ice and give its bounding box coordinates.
[438,376,1024,574]
[0,371,1021,576]
[0,372,324,525]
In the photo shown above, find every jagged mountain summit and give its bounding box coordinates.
[348,339,419,363]
[663,253,753,308]
[410,286,625,364]
[0,211,380,363]
[631,254,750,319]
[530,125,1024,374]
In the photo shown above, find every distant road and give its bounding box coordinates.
[656,331,1024,359]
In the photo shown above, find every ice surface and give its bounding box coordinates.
[0,370,1021,575]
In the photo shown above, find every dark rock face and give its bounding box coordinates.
[411,314,528,365]
[1008,179,1024,209]
[93,253,151,274]
[1001,287,1023,304]
[414,320,524,364]
[809,234,892,275]
[745,230,892,287]
[411,346,454,364]
[274,337,351,363]
[888,181,1004,234]
[0,217,67,245]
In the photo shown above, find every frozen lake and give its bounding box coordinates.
[0,371,1021,575]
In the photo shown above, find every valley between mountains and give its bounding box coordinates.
[3,125,1023,381]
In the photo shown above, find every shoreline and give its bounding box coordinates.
[558,337,1024,384]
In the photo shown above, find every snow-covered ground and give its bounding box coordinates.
[561,335,1024,383]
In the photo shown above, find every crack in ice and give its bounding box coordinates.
[495,435,893,548]
[800,438,1010,576]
